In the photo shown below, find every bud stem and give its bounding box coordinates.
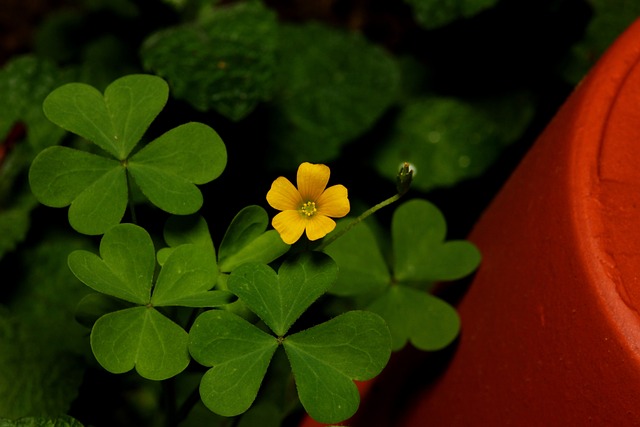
[315,162,413,251]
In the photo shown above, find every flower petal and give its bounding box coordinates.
[297,162,330,202]
[316,184,350,218]
[272,210,306,244]
[267,177,303,211]
[305,214,336,241]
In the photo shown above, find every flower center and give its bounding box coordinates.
[300,201,317,217]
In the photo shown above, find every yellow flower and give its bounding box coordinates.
[266,162,350,244]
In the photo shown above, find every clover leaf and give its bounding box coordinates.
[68,223,155,304]
[90,306,190,381]
[323,219,390,296]
[42,73,168,159]
[127,122,226,213]
[227,252,337,337]
[282,311,390,423]
[392,199,481,282]
[325,199,481,351]
[217,205,290,273]
[150,243,225,307]
[29,74,227,235]
[368,286,460,350]
[68,223,232,380]
[189,252,391,424]
[162,214,215,250]
[158,214,216,266]
[188,309,279,417]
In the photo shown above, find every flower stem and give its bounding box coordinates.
[316,192,404,251]
[316,162,413,251]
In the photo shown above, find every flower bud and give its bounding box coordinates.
[396,162,414,195]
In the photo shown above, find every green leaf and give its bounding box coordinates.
[0,415,84,427]
[323,220,391,296]
[28,146,127,235]
[563,0,640,83]
[0,195,37,260]
[156,291,233,308]
[283,311,391,424]
[269,22,400,167]
[227,252,338,336]
[218,205,290,273]
[130,122,226,184]
[0,55,69,152]
[69,222,229,307]
[0,233,93,417]
[128,122,227,214]
[141,1,278,120]
[374,95,533,191]
[9,231,94,349]
[159,214,215,265]
[129,165,202,214]
[392,199,481,282]
[75,293,132,328]
[42,74,168,159]
[67,223,155,304]
[67,223,236,379]
[163,214,215,249]
[368,286,460,351]
[151,243,231,307]
[404,0,498,29]
[91,306,190,380]
[31,75,227,234]
[318,200,474,352]
[0,57,69,234]
[188,309,278,417]
[0,310,84,419]
[29,146,121,208]
[68,166,128,235]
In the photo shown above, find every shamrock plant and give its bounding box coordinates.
[68,222,233,380]
[325,199,481,351]
[191,252,390,423]
[29,74,226,235]
[25,74,480,426]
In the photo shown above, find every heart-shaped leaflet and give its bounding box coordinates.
[283,311,391,423]
[227,251,337,336]
[43,74,168,160]
[392,199,481,282]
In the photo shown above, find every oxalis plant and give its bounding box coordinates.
[27,74,481,426]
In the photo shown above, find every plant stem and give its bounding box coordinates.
[163,377,177,427]
[174,382,201,425]
[315,191,404,251]
[125,168,138,224]
[316,162,413,251]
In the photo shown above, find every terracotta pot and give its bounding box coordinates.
[302,15,640,427]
